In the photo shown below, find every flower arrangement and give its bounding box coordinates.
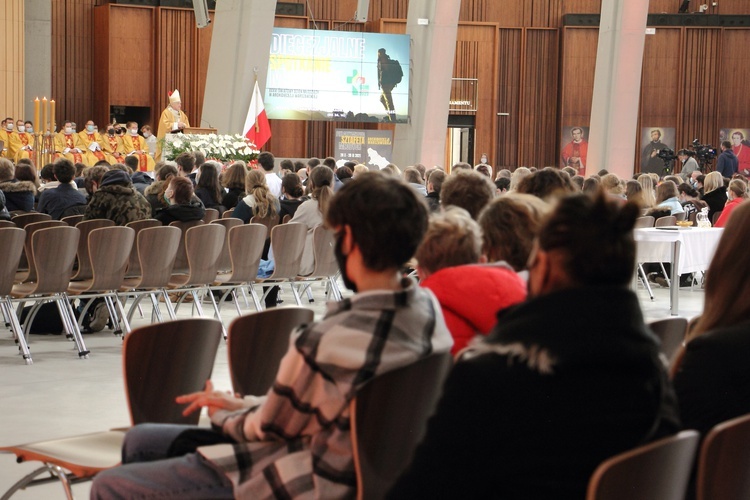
[164,134,259,164]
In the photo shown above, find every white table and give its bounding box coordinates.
[634,227,724,315]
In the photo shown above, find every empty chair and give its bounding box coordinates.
[124,219,161,278]
[11,212,51,229]
[351,352,454,500]
[586,430,700,500]
[169,219,205,274]
[257,222,307,306]
[61,214,84,226]
[0,318,223,499]
[648,317,688,363]
[121,226,181,323]
[210,223,267,316]
[70,219,115,281]
[0,227,33,364]
[655,215,676,227]
[634,216,654,229]
[68,226,135,335]
[10,226,89,358]
[228,307,314,397]
[203,207,219,223]
[210,218,244,273]
[696,413,750,500]
[296,225,342,302]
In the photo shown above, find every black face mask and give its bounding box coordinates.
[107,129,115,136]
[334,233,357,293]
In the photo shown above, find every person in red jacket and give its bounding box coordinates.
[416,207,527,354]
[715,178,748,227]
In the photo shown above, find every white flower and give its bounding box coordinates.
[173,140,183,148]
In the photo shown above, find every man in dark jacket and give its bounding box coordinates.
[716,140,739,178]
[389,192,680,500]
[37,159,87,219]
[83,169,151,226]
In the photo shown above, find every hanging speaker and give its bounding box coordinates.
[355,0,370,22]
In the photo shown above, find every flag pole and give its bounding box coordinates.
[253,67,260,133]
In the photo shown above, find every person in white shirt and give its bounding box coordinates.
[258,151,281,197]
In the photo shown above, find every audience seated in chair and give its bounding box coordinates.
[0,158,36,212]
[388,191,680,499]
[83,169,151,226]
[154,176,205,225]
[36,158,87,220]
[416,207,526,354]
[90,171,452,500]
[672,202,750,437]
[290,165,334,276]
[439,169,495,220]
[231,169,279,224]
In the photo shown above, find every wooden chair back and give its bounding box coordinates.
[124,318,223,425]
[307,225,338,277]
[169,219,205,273]
[20,220,66,280]
[712,211,722,225]
[655,216,676,227]
[210,218,244,272]
[282,214,291,224]
[0,228,25,296]
[182,223,226,286]
[29,226,80,295]
[250,213,279,235]
[221,207,234,219]
[228,307,314,397]
[586,430,700,500]
[203,208,219,223]
[224,223,267,283]
[634,216,655,228]
[0,220,16,228]
[125,219,161,278]
[674,211,686,222]
[267,222,307,279]
[351,352,454,500]
[647,317,688,363]
[688,211,697,226]
[696,413,750,500]
[132,226,181,289]
[61,214,84,226]
[71,219,115,281]
[85,226,135,292]
[11,212,51,229]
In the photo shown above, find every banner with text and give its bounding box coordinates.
[334,129,394,170]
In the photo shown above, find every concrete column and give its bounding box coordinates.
[586,0,650,178]
[24,0,52,123]
[391,0,461,169]
[201,0,276,134]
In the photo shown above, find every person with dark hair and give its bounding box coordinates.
[655,180,684,215]
[319,157,344,191]
[278,158,294,174]
[83,165,110,198]
[0,158,36,212]
[278,172,307,221]
[336,165,353,183]
[641,128,669,175]
[377,48,401,122]
[175,152,196,182]
[677,182,707,220]
[193,151,205,171]
[91,171,452,500]
[425,169,445,212]
[291,165,334,276]
[144,163,179,214]
[403,166,426,195]
[515,167,576,202]
[37,159,87,219]
[154,176,205,225]
[123,154,140,174]
[220,161,247,210]
[494,176,510,195]
[83,169,151,225]
[257,151,281,197]
[716,140,739,178]
[389,192,680,499]
[678,149,699,181]
[194,161,224,211]
[440,169,494,220]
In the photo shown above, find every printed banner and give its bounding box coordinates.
[334,129,394,170]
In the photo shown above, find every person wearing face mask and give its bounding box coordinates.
[156,89,190,161]
[78,120,115,165]
[103,123,126,163]
[677,149,699,181]
[119,121,155,171]
[6,119,34,163]
[140,125,157,158]
[23,121,34,135]
[54,120,87,165]
[0,116,14,159]
[714,178,749,228]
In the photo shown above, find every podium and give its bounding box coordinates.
[183,127,217,135]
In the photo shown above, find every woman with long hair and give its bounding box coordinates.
[637,174,657,208]
[144,163,179,215]
[232,169,279,223]
[672,202,750,435]
[701,171,727,222]
[677,182,707,222]
[291,165,334,275]
[714,178,748,227]
[278,172,307,221]
[154,176,205,225]
[654,180,685,215]
[220,161,247,210]
[194,161,223,211]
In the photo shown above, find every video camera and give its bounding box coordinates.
[656,148,678,174]
[690,139,717,169]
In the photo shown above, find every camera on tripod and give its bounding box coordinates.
[690,139,717,169]
[656,148,678,174]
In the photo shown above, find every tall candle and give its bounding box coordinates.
[50,100,56,132]
[41,97,47,134]
[33,98,40,134]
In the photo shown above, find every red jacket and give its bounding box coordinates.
[421,264,527,354]
[714,197,746,228]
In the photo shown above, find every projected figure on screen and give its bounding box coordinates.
[377,48,403,123]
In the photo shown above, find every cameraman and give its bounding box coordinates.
[678,149,700,181]
[716,141,739,178]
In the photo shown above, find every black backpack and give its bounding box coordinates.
[381,57,404,87]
